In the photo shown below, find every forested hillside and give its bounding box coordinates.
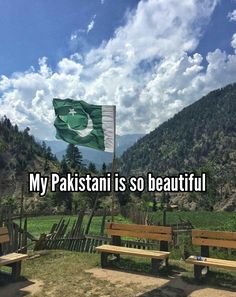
[0,117,103,214]
[0,116,59,209]
[120,83,236,210]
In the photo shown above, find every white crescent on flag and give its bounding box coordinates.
[67,111,94,137]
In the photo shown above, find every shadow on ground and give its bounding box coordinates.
[0,272,43,297]
[138,276,236,297]
[110,257,186,277]
[90,257,236,297]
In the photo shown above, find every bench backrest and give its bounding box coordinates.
[0,227,10,244]
[192,229,236,249]
[106,223,172,242]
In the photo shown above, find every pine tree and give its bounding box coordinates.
[46,146,53,160]
[88,162,97,174]
[60,156,69,174]
[102,163,107,175]
[53,156,73,213]
[152,198,157,212]
[42,141,47,156]
[65,144,83,170]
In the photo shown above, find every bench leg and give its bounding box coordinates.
[11,261,22,281]
[165,257,169,267]
[151,258,161,275]
[101,252,109,268]
[201,245,209,275]
[194,265,202,280]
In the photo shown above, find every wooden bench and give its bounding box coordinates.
[0,227,28,280]
[186,229,236,280]
[96,223,173,274]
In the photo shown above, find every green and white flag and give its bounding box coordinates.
[53,98,115,152]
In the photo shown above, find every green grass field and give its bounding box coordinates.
[19,211,236,239]
[150,210,236,231]
[18,214,131,238]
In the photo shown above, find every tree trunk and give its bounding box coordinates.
[84,194,99,234]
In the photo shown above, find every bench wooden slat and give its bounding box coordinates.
[0,253,28,266]
[96,244,170,259]
[106,223,172,234]
[97,223,172,272]
[192,237,236,249]
[0,234,10,243]
[107,229,172,242]
[192,230,236,241]
[0,227,8,235]
[186,256,236,270]
[188,229,236,279]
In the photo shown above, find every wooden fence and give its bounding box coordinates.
[35,211,159,253]
[0,205,193,254]
[120,206,193,240]
[0,206,36,254]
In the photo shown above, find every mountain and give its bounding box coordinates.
[120,83,236,210]
[44,133,144,167]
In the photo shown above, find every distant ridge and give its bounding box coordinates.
[45,133,144,167]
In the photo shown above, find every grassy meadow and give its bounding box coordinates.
[20,210,236,239]
[150,210,236,231]
[17,214,131,238]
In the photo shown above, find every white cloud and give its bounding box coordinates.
[228,9,236,22]
[0,75,11,91]
[231,33,236,50]
[58,58,83,75]
[1,0,236,140]
[70,33,77,41]
[101,0,105,5]
[87,20,95,33]
[87,15,96,33]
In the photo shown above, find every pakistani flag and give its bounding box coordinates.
[53,98,115,152]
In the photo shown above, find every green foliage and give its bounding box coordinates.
[152,198,157,211]
[0,196,18,210]
[65,143,83,170]
[117,185,131,206]
[221,213,236,231]
[88,162,97,174]
[149,210,236,231]
[101,162,107,175]
[0,116,57,175]
[0,116,60,213]
[60,156,70,174]
[72,192,91,212]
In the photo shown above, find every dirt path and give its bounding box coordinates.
[1,270,235,297]
[87,268,236,297]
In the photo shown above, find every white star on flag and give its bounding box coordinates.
[69,108,76,116]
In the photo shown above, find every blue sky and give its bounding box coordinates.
[0,0,235,139]
[195,1,235,56]
[0,0,138,75]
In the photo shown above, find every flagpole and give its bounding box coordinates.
[111,105,116,222]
